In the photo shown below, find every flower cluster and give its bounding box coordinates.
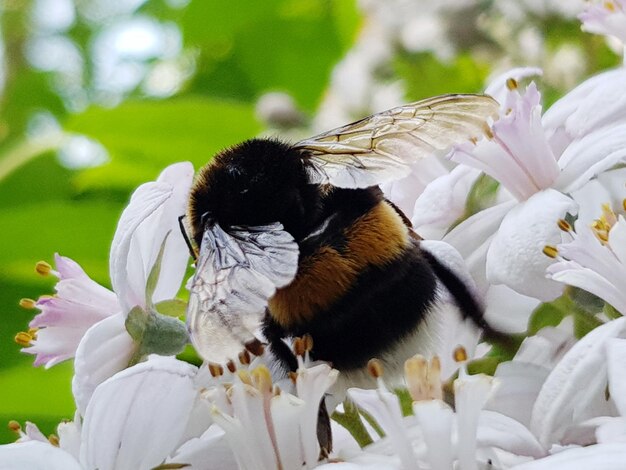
[4,3,626,470]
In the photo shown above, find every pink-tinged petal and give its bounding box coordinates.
[24,255,119,368]
[478,410,546,458]
[0,441,82,470]
[166,425,238,470]
[486,189,577,301]
[16,422,47,443]
[80,355,198,470]
[555,123,626,193]
[607,339,626,416]
[72,313,136,415]
[512,443,626,470]
[411,166,481,239]
[381,155,449,216]
[485,67,543,107]
[530,317,626,447]
[579,1,626,43]
[487,361,551,429]
[110,162,194,313]
[444,200,515,292]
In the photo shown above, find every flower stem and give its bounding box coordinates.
[332,400,374,448]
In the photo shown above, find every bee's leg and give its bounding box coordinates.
[261,311,298,373]
[421,249,516,349]
[178,215,198,261]
[261,311,333,457]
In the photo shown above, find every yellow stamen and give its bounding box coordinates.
[483,125,494,140]
[251,365,272,394]
[404,355,428,401]
[604,1,616,12]
[8,420,21,433]
[208,362,224,378]
[48,434,59,446]
[15,331,33,347]
[601,203,617,227]
[303,334,314,352]
[19,298,36,309]
[367,358,384,378]
[557,219,572,232]
[453,346,468,363]
[543,245,559,258]
[35,261,52,276]
[506,77,518,90]
[622,198,626,212]
[28,328,38,340]
[293,337,305,357]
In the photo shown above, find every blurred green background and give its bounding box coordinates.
[0,0,619,444]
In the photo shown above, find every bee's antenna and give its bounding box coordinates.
[178,215,198,261]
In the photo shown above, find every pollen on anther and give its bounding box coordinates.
[303,334,314,352]
[293,337,305,357]
[226,359,237,374]
[453,346,468,363]
[8,420,21,433]
[557,219,572,232]
[367,358,384,378]
[19,298,36,309]
[251,365,272,393]
[48,434,60,446]
[208,362,224,378]
[237,370,253,386]
[543,245,559,258]
[35,261,52,276]
[14,331,33,347]
[238,350,251,366]
[506,78,518,90]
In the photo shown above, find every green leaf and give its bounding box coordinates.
[604,303,623,320]
[573,310,604,339]
[527,297,570,335]
[64,98,262,192]
[466,357,500,376]
[155,299,188,317]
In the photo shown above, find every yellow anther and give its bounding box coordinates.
[622,198,626,212]
[35,261,52,276]
[28,328,38,340]
[226,359,237,374]
[543,245,559,258]
[48,434,59,446]
[483,125,494,140]
[604,1,616,12]
[293,337,305,357]
[557,219,572,232]
[8,420,21,433]
[251,365,273,394]
[19,298,37,309]
[453,346,468,363]
[238,349,251,366]
[208,362,224,378]
[15,331,33,347]
[506,78,518,90]
[303,334,314,352]
[367,358,384,378]
[601,203,617,227]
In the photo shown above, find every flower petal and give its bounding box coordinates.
[478,410,546,458]
[530,317,626,447]
[0,441,82,470]
[484,285,540,334]
[166,425,238,470]
[72,312,136,415]
[607,338,626,416]
[80,355,198,470]
[413,399,454,470]
[486,189,577,300]
[512,443,626,470]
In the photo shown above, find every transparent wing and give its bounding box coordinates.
[187,222,299,364]
[296,94,498,188]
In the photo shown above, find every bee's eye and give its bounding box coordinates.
[200,211,215,229]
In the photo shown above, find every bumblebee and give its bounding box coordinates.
[183,94,504,380]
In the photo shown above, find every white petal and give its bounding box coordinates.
[484,67,543,106]
[271,393,306,470]
[484,285,540,334]
[607,338,626,416]
[57,411,81,460]
[72,312,135,416]
[486,361,551,429]
[444,200,514,292]
[511,443,626,470]
[166,425,238,470]
[609,216,626,266]
[513,318,575,368]
[110,181,173,311]
[486,189,577,301]
[80,355,198,470]
[596,417,626,444]
[0,441,82,470]
[478,410,546,458]
[410,166,481,238]
[413,399,454,470]
[555,123,626,193]
[530,318,626,447]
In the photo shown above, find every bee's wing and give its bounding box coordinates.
[187,222,299,364]
[296,94,498,188]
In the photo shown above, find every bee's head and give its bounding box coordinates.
[188,138,319,246]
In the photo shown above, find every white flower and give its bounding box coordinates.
[579,0,626,45]
[445,69,626,301]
